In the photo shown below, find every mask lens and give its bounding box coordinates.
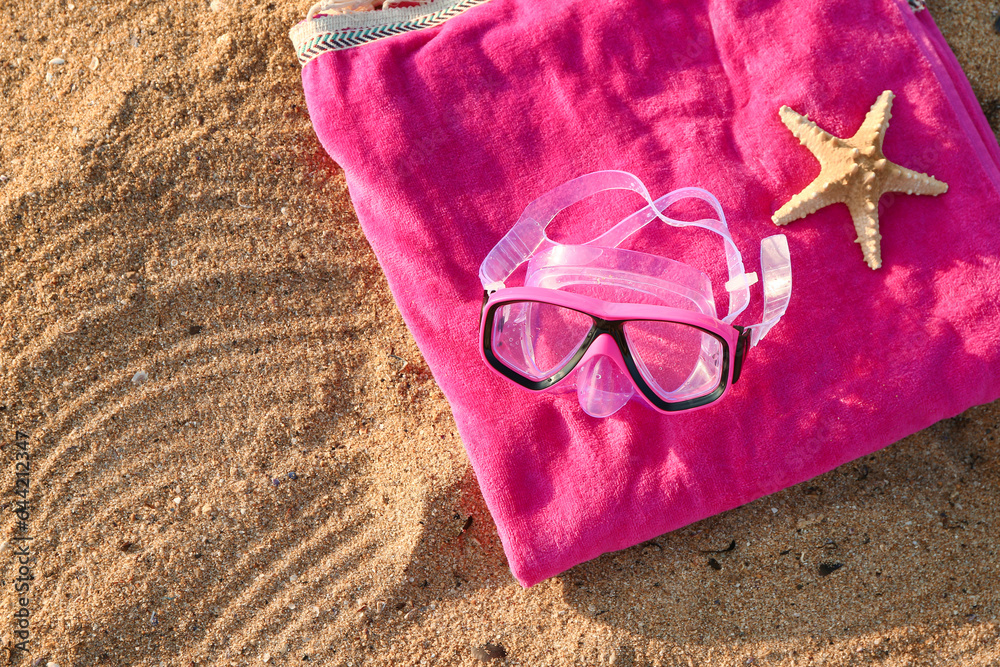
[624,320,723,401]
[491,301,593,381]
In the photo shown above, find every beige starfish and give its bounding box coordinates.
[771,90,948,269]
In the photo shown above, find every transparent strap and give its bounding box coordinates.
[479,170,755,323]
[745,234,791,347]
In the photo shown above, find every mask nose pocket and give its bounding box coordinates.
[575,353,635,418]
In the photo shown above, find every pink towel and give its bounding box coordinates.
[290,0,1000,586]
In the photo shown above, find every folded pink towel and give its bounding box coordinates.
[290,0,1000,586]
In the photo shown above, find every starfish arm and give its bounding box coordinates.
[851,90,894,155]
[772,175,845,225]
[779,105,845,156]
[846,200,883,270]
[881,163,948,197]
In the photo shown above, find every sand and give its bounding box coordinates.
[0,1,997,665]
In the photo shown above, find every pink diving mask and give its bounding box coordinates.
[478,170,792,418]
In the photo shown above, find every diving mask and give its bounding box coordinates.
[478,170,792,418]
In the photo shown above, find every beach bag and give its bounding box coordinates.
[290,0,1000,586]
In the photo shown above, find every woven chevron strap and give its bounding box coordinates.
[290,0,492,65]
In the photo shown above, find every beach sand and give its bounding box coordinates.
[0,1,998,665]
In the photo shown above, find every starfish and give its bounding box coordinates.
[771,90,947,269]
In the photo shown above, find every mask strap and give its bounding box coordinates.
[744,234,792,347]
[479,170,755,321]
[585,185,754,323]
[480,171,647,291]
[480,171,791,341]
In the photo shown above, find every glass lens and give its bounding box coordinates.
[490,301,594,381]
[623,320,723,401]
